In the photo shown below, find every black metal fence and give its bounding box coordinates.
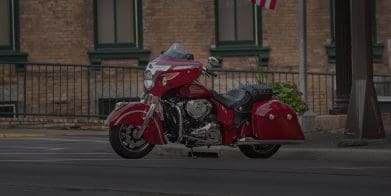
[0,62,390,118]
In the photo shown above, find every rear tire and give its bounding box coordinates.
[239,144,280,159]
[109,124,154,159]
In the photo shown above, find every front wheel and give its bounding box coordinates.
[109,124,154,159]
[239,144,280,159]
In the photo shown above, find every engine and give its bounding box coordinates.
[185,99,212,121]
[162,97,221,147]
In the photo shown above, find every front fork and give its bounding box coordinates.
[134,94,159,139]
[134,103,157,139]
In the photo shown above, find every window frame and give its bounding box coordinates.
[93,0,139,49]
[215,0,262,48]
[0,0,27,64]
[211,0,270,67]
[0,0,18,51]
[89,0,150,66]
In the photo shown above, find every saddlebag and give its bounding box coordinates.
[251,99,304,140]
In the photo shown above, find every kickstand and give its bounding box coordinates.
[188,147,197,159]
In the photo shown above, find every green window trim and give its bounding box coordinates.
[88,48,151,67]
[210,0,270,67]
[210,46,270,67]
[326,0,383,63]
[0,0,28,63]
[89,0,150,66]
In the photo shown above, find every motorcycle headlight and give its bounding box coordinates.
[144,79,154,90]
[144,70,154,90]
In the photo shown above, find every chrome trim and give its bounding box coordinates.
[114,110,145,126]
[236,138,304,145]
[174,104,184,142]
[135,103,157,139]
[112,107,165,144]
[114,102,130,110]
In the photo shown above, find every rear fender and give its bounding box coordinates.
[104,102,167,145]
[252,100,304,140]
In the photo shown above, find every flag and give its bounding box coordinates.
[250,0,277,10]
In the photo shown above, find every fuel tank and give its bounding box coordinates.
[177,82,213,98]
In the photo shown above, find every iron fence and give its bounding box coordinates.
[0,62,390,118]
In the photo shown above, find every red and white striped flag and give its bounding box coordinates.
[250,0,277,10]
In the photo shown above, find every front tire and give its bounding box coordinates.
[109,124,154,159]
[239,144,280,159]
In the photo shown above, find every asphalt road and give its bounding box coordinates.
[1,135,391,196]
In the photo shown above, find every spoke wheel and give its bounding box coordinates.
[109,124,154,159]
[239,144,280,159]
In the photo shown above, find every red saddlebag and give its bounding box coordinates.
[251,99,304,140]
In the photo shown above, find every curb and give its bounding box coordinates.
[152,145,391,163]
[1,133,45,138]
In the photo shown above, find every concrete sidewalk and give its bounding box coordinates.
[1,128,391,163]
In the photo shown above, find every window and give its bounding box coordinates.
[96,0,136,48]
[89,0,150,66]
[0,0,12,50]
[0,0,27,62]
[326,0,383,63]
[211,0,270,66]
[217,0,255,45]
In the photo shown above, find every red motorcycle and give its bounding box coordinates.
[105,43,304,159]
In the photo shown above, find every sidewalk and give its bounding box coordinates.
[1,128,391,163]
[153,130,391,163]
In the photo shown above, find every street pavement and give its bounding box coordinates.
[0,128,390,195]
[3,128,390,163]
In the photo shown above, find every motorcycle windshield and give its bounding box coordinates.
[162,43,193,60]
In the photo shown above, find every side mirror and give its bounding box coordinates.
[207,56,221,67]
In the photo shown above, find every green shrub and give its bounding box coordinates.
[270,83,308,114]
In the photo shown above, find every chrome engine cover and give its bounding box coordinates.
[187,122,221,146]
[185,99,212,120]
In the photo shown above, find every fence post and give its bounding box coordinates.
[23,66,27,117]
[87,66,91,118]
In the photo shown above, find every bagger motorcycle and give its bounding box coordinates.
[105,43,304,159]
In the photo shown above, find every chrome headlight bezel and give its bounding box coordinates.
[144,70,155,90]
[144,79,154,90]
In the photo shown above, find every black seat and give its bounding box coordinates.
[213,84,273,112]
[212,89,251,109]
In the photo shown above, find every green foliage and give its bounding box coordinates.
[270,83,308,114]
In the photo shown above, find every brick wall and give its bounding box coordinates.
[16,0,391,73]
[143,0,215,63]
[20,0,94,64]
[1,0,390,127]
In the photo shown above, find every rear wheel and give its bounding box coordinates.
[109,124,154,159]
[239,144,280,159]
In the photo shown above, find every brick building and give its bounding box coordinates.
[0,0,391,121]
[0,0,389,72]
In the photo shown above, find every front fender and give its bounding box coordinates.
[104,102,167,145]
